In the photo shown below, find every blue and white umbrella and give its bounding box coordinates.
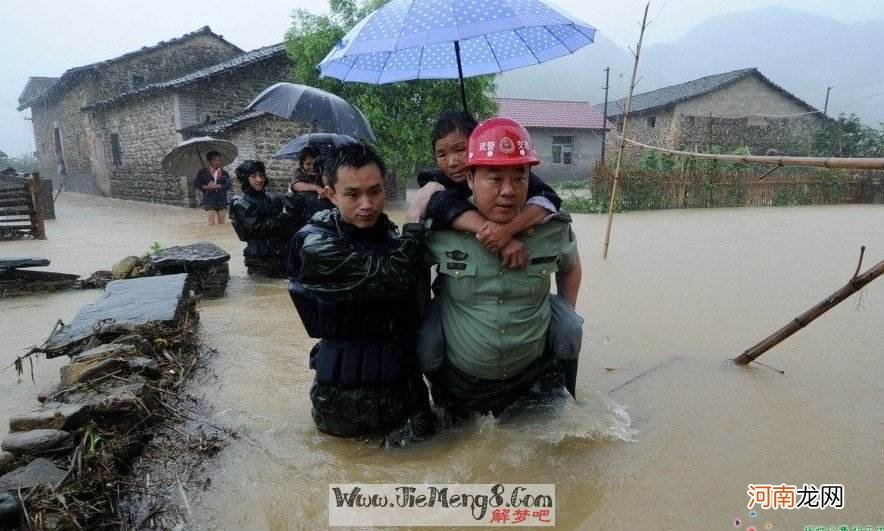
[318,0,596,111]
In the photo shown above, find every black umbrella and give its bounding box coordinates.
[272,133,357,160]
[246,83,376,143]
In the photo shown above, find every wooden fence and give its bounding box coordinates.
[0,173,46,240]
[576,166,884,213]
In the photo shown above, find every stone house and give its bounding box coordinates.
[83,43,302,205]
[496,97,610,182]
[605,68,826,163]
[18,27,304,206]
[17,27,244,198]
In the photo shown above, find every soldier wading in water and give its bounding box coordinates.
[287,143,435,445]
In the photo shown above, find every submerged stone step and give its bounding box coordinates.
[0,256,50,270]
[0,458,66,492]
[8,403,89,432]
[0,451,13,475]
[42,273,189,356]
[150,242,230,269]
[1,429,71,455]
[151,242,230,298]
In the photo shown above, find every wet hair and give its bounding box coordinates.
[298,146,321,167]
[235,160,266,191]
[430,110,477,153]
[206,150,222,161]
[327,143,386,189]
[313,151,334,186]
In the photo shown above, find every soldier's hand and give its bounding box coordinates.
[477,221,513,252]
[499,238,528,269]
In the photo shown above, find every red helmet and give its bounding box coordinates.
[465,117,540,168]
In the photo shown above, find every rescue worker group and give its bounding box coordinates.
[221,112,583,446]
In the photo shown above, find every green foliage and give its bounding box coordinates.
[554,180,589,190]
[149,242,163,255]
[639,151,678,172]
[772,185,810,206]
[285,0,498,184]
[84,426,104,455]
[813,114,884,157]
[561,185,612,214]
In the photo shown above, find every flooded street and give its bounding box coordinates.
[2,194,882,529]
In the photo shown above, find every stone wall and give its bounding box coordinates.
[226,116,309,193]
[179,55,292,127]
[92,35,241,103]
[29,83,97,192]
[674,75,812,117]
[607,109,678,166]
[91,96,187,205]
[674,114,822,155]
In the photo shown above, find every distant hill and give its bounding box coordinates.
[494,33,634,106]
[496,7,884,126]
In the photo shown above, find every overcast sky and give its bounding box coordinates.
[2,0,883,156]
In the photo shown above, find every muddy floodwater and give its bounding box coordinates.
[1,193,882,530]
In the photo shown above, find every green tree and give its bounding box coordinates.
[813,114,884,158]
[285,0,497,191]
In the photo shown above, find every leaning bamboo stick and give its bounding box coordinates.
[602,2,650,260]
[735,253,884,365]
[621,137,884,171]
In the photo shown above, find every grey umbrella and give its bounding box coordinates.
[272,133,358,160]
[246,83,376,143]
[161,137,238,177]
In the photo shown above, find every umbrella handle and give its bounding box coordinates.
[195,146,206,169]
[454,41,469,116]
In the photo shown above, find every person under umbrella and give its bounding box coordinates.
[409,111,562,268]
[416,117,583,420]
[409,113,583,400]
[287,142,435,444]
[289,137,360,222]
[290,145,323,196]
[193,150,232,225]
[229,160,305,277]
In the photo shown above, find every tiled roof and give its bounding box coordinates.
[178,110,268,136]
[606,68,819,117]
[85,43,286,111]
[17,77,59,107]
[18,27,241,110]
[495,97,611,130]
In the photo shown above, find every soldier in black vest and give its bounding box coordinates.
[229,160,304,276]
[287,143,434,444]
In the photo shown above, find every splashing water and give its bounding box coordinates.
[477,391,637,444]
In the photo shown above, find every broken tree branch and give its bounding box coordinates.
[735,251,884,365]
[852,246,866,280]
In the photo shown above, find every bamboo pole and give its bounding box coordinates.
[602,2,650,259]
[30,172,46,240]
[621,137,884,171]
[735,250,884,365]
[679,157,689,208]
